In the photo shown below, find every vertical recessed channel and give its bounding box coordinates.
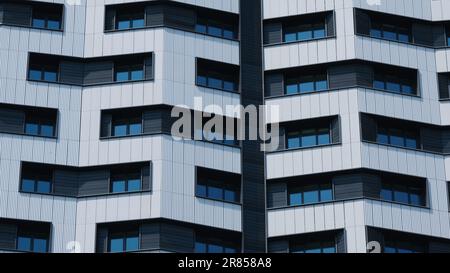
[240,0,267,253]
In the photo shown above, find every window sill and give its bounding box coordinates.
[104,25,240,43]
[263,36,336,48]
[19,190,152,199]
[27,78,154,87]
[0,131,57,140]
[196,83,240,94]
[0,23,63,32]
[265,85,420,100]
[266,143,341,155]
[196,195,242,206]
[361,140,446,156]
[355,33,450,50]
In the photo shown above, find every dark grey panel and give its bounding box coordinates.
[140,223,160,250]
[268,239,289,253]
[263,22,282,45]
[354,9,370,36]
[141,163,152,191]
[421,127,443,154]
[264,73,284,97]
[0,5,4,23]
[104,7,116,31]
[328,63,373,89]
[144,55,153,80]
[336,230,347,253]
[100,113,112,138]
[59,61,84,86]
[0,108,25,134]
[331,116,341,144]
[412,23,434,47]
[441,130,450,154]
[78,169,110,197]
[159,223,194,253]
[83,61,114,85]
[163,5,196,31]
[267,183,287,208]
[143,110,163,134]
[360,114,377,142]
[432,25,446,47]
[326,12,335,37]
[361,173,382,199]
[2,3,31,26]
[333,173,365,200]
[438,74,449,100]
[429,241,450,253]
[95,227,108,253]
[276,126,286,151]
[145,5,164,26]
[0,223,17,250]
[53,169,79,197]
[366,227,384,253]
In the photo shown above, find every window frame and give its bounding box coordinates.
[111,115,143,137]
[284,72,329,95]
[31,7,63,31]
[110,168,143,194]
[286,126,332,150]
[20,172,53,195]
[375,124,421,150]
[288,182,333,207]
[108,229,140,253]
[16,231,49,253]
[283,21,327,43]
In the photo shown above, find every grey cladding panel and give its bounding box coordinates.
[438,74,449,100]
[159,223,194,253]
[141,163,152,191]
[360,114,377,142]
[163,5,196,31]
[0,108,25,134]
[264,73,284,97]
[2,3,31,26]
[83,61,114,85]
[59,61,84,86]
[267,183,287,208]
[326,12,335,37]
[145,5,164,26]
[78,170,110,196]
[331,117,341,144]
[53,169,79,197]
[140,223,160,250]
[263,22,282,45]
[0,223,17,250]
[95,227,108,253]
[354,9,370,35]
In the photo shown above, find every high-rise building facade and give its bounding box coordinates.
[1,0,450,254]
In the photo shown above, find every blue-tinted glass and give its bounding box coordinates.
[208,78,222,89]
[112,180,126,193]
[37,180,51,194]
[225,247,237,253]
[448,37,450,47]
[40,125,54,137]
[370,29,382,38]
[377,132,389,144]
[224,189,237,202]
[208,186,223,200]
[32,19,46,28]
[25,123,39,135]
[110,238,124,253]
[195,242,207,253]
[398,248,413,254]
[303,190,319,204]
[405,137,417,149]
[113,124,127,136]
[287,134,300,148]
[195,24,207,33]
[410,193,422,206]
[384,246,396,253]
[44,71,57,82]
[118,20,131,30]
[374,80,385,89]
[298,30,313,41]
[223,81,235,91]
[208,26,222,37]
[318,132,330,145]
[320,188,333,202]
[17,237,31,251]
[33,239,47,253]
[305,248,321,253]
[402,85,413,94]
[381,188,393,201]
[284,33,297,42]
[299,81,314,93]
[286,84,299,94]
[197,76,207,86]
[386,82,401,92]
[29,70,42,81]
[289,192,302,205]
[383,30,397,41]
[127,179,141,192]
[316,80,328,91]
[223,29,234,39]
[323,247,336,253]
[131,70,143,81]
[21,179,35,192]
[390,130,405,147]
[132,19,144,28]
[301,132,316,147]
[47,20,60,30]
[313,28,326,38]
[208,244,224,253]
[116,71,129,82]
[126,236,139,251]
[394,190,409,204]
[398,33,409,42]
[196,184,207,197]
[129,123,142,135]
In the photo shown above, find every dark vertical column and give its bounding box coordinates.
[240,0,266,253]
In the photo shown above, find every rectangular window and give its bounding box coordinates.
[110,165,143,193]
[383,232,426,253]
[20,165,53,195]
[376,125,420,149]
[447,25,450,46]
[116,8,145,30]
[196,58,239,92]
[195,16,238,40]
[114,60,145,82]
[28,55,59,83]
[31,6,63,30]
[196,167,241,204]
[16,226,49,253]
[108,228,140,253]
[369,20,411,43]
[290,233,336,253]
[285,72,328,95]
[24,114,56,138]
[288,183,333,206]
[373,71,416,95]
[286,127,331,149]
[112,115,142,137]
[380,181,426,207]
[284,22,326,43]
[198,116,239,146]
[195,236,239,253]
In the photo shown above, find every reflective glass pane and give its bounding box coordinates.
[197,75,207,86]
[286,84,299,95]
[130,70,144,81]
[129,123,142,135]
[208,244,224,253]
[301,130,317,147]
[225,247,237,253]
[126,236,139,251]
[313,28,326,38]
[315,80,328,91]
[25,123,39,135]
[223,30,234,39]
[299,81,314,93]
[373,80,385,89]
[33,239,47,253]
[44,71,57,82]
[298,30,313,41]
[305,248,321,253]
[132,19,145,28]
[394,190,409,204]
[110,238,124,253]
[223,81,235,91]
[195,242,207,253]
[383,30,397,41]
[29,69,42,81]
[40,125,54,137]
[287,133,300,149]
[284,33,297,42]
[381,188,393,201]
[112,180,126,193]
[21,179,35,192]
[303,190,319,204]
[320,188,333,202]
[318,130,330,145]
[386,82,401,92]
[127,179,141,192]
[322,247,336,253]
[390,129,405,147]
[405,137,417,149]
[113,124,127,137]
[47,20,60,30]
[32,18,46,28]
[409,193,422,206]
[370,28,382,38]
[37,180,51,194]
[115,71,129,82]
[17,237,32,251]
[289,192,302,206]
[398,33,409,42]
[224,189,237,202]
[208,186,223,200]
[377,129,389,144]
[117,20,131,30]
[384,246,396,253]
[401,85,414,94]
[196,184,207,197]
[195,24,207,33]
[208,26,222,37]
[208,77,222,89]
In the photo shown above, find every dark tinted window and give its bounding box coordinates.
[286,127,331,149]
[380,181,426,207]
[289,183,333,206]
[21,166,53,194]
[116,8,145,30]
[110,166,142,193]
[196,59,239,92]
[109,230,139,253]
[376,125,420,149]
[195,16,238,40]
[32,6,63,30]
[284,22,326,42]
[196,167,241,203]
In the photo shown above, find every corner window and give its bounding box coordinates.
[290,233,336,253]
[373,72,415,95]
[24,116,55,137]
[109,230,139,253]
[21,166,52,194]
[289,183,333,206]
[195,236,239,253]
